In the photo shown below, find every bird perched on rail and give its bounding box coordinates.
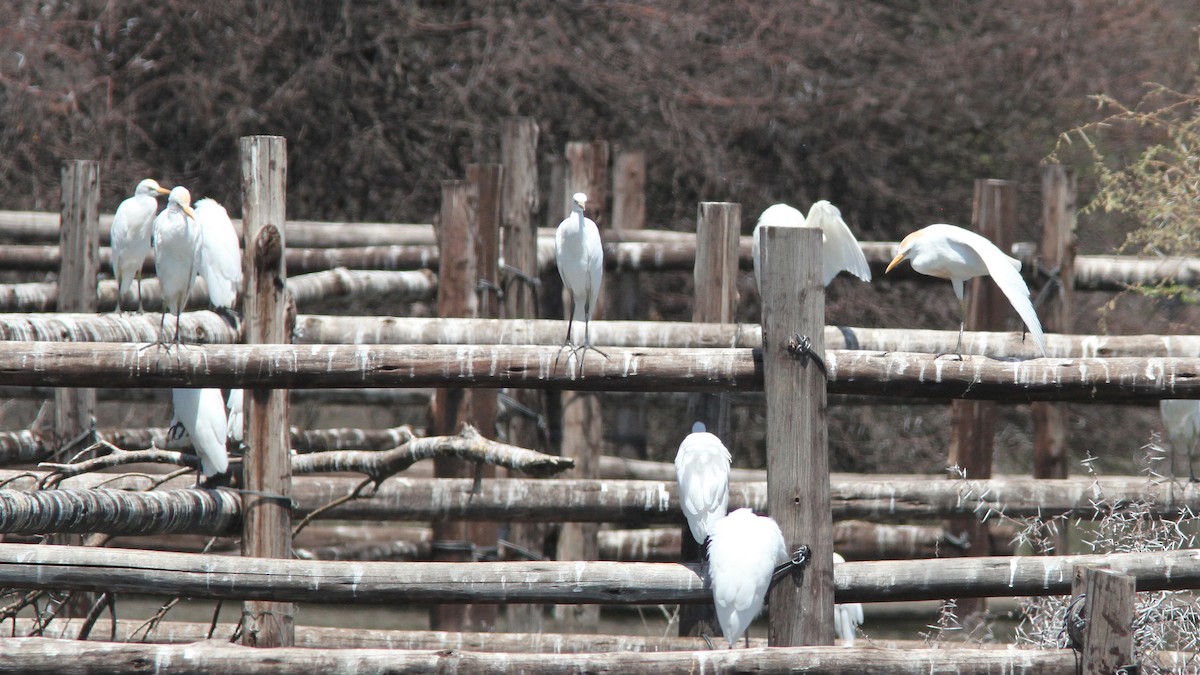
[1160,399,1200,482]
[885,223,1047,358]
[707,508,789,648]
[832,552,864,645]
[752,200,872,292]
[674,421,732,546]
[153,186,202,345]
[110,178,169,312]
[194,198,242,323]
[554,192,605,369]
[169,388,230,486]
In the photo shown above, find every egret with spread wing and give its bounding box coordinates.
[752,200,872,291]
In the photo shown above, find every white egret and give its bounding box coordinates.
[226,388,244,444]
[674,421,732,546]
[194,198,243,318]
[832,552,864,645]
[1160,399,1200,482]
[170,388,230,485]
[153,186,201,344]
[110,178,169,312]
[707,508,788,648]
[751,200,872,291]
[885,223,1047,358]
[554,192,605,365]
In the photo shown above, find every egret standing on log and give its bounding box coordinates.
[1160,399,1200,482]
[707,508,789,648]
[169,388,230,486]
[110,178,169,312]
[752,200,872,292]
[153,186,201,345]
[554,192,605,369]
[674,421,732,546]
[885,223,1047,358]
[194,198,243,323]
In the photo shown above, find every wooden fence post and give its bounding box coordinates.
[679,201,740,637]
[760,225,833,646]
[55,160,100,439]
[499,117,546,633]
[430,178,496,631]
[947,178,1016,622]
[1071,565,1136,674]
[1033,166,1076,483]
[554,140,609,629]
[610,149,646,459]
[239,135,293,647]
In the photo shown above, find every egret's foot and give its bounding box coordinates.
[553,342,578,373]
[573,343,610,378]
[167,421,187,443]
[699,634,715,651]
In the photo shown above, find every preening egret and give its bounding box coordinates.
[885,223,1047,358]
[832,552,864,645]
[170,388,230,485]
[153,186,201,344]
[111,179,169,312]
[554,192,605,367]
[752,201,872,291]
[226,389,244,444]
[194,198,243,318]
[674,421,732,546]
[707,508,788,648]
[1160,399,1200,482]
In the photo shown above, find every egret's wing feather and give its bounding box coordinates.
[195,199,242,308]
[959,232,1047,355]
[808,201,872,285]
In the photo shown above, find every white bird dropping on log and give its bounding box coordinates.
[171,388,230,481]
[752,200,872,291]
[153,186,201,344]
[554,192,604,354]
[707,508,788,648]
[885,223,1047,358]
[110,178,169,312]
[674,421,731,545]
[194,198,243,314]
[832,552,864,645]
[226,389,244,444]
[1160,399,1200,482]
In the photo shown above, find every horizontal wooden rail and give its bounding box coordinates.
[0,543,1195,604]
[0,341,1197,400]
[0,638,1074,674]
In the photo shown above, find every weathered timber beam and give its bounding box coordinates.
[0,310,235,343]
[0,543,1196,605]
[286,268,435,306]
[0,386,432,407]
[0,474,1195,529]
[0,638,1073,675]
[0,489,240,536]
[0,341,1198,400]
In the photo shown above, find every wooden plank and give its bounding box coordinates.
[761,224,833,645]
[239,135,293,648]
[610,150,647,461]
[54,160,100,439]
[1073,565,1136,675]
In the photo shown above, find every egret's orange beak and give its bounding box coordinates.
[154,185,170,195]
[885,252,906,274]
[183,205,197,219]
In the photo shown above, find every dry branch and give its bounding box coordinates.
[0,638,1074,674]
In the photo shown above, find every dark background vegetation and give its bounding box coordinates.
[2,1,1199,475]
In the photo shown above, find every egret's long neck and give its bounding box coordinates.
[575,208,585,229]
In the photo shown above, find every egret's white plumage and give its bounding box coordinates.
[707,508,788,648]
[226,389,244,443]
[886,223,1047,357]
[832,552,864,645]
[153,186,201,343]
[674,421,732,545]
[752,201,872,290]
[194,198,242,311]
[554,192,604,352]
[111,178,169,312]
[1160,399,1200,482]
[171,388,229,480]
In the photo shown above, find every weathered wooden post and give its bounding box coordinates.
[680,201,740,637]
[610,150,646,460]
[554,140,608,628]
[55,160,100,439]
[430,178,495,631]
[499,117,545,633]
[947,178,1015,622]
[1071,565,1136,674]
[239,135,294,648]
[760,225,833,646]
[1033,166,1076,482]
